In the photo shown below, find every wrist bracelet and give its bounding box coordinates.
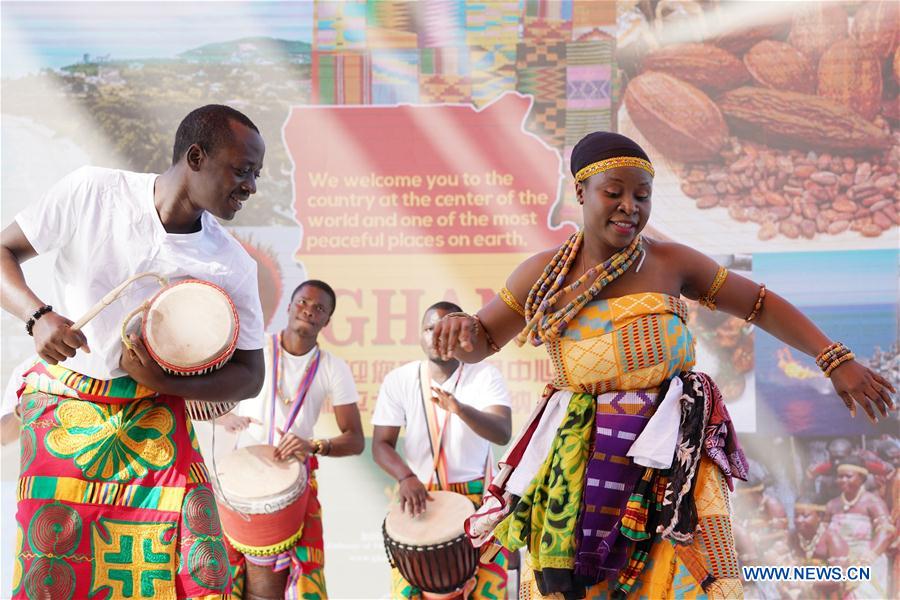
[473,314,501,353]
[398,473,416,483]
[744,284,766,322]
[25,305,53,336]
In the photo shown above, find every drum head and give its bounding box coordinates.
[145,280,238,369]
[384,490,476,546]
[215,445,306,507]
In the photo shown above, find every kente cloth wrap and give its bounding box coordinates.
[225,472,327,600]
[392,479,508,600]
[481,293,745,599]
[12,361,231,600]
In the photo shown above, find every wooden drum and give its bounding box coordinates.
[122,279,240,421]
[213,445,310,556]
[383,491,479,594]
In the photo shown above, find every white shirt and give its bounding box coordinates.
[236,339,359,444]
[2,358,35,418]
[372,360,512,485]
[15,167,265,380]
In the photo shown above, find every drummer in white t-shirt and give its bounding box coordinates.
[372,301,513,599]
[217,279,364,600]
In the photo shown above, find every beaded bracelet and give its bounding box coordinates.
[473,314,501,353]
[698,266,728,310]
[818,347,852,372]
[744,284,766,322]
[25,305,53,336]
[815,342,842,367]
[824,352,856,377]
[816,342,851,371]
[499,287,526,317]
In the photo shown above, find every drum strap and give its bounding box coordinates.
[268,333,322,445]
[419,361,463,490]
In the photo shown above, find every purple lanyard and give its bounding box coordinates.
[267,333,321,444]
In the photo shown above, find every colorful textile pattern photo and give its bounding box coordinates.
[14,363,230,600]
[306,0,615,220]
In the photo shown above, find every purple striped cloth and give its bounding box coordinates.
[574,390,657,582]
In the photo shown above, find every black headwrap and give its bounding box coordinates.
[570,131,654,182]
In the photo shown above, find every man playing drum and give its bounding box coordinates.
[372,301,513,599]
[217,279,365,600]
[1,104,267,599]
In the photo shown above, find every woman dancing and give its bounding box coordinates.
[432,132,894,599]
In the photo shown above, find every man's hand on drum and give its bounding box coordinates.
[431,314,477,361]
[274,429,315,461]
[32,311,90,365]
[398,476,433,516]
[120,333,168,389]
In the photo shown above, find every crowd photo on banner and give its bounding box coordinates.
[1,1,898,599]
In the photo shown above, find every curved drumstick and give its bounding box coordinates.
[71,272,168,332]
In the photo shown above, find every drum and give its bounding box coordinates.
[213,445,310,556]
[73,273,241,421]
[122,279,240,420]
[125,279,239,376]
[383,491,479,594]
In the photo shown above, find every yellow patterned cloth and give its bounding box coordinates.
[545,293,695,394]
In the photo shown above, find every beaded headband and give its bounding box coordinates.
[794,503,826,512]
[574,156,655,182]
[836,464,869,476]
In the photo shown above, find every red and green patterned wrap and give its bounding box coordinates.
[12,360,231,600]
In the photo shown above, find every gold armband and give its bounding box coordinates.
[499,287,526,318]
[698,266,728,310]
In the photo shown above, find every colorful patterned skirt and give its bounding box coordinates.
[392,479,509,600]
[486,374,746,599]
[224,472,327,600]
[12,362,232,600]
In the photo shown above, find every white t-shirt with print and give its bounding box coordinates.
[372,360,511,485]
[235,340,359,444]
[15,166,265,380]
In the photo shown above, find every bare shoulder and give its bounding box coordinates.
[644,238,706,265]
[645,237,721,297]
[505,245,560,302]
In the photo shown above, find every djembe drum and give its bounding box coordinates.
[73,272,240,420]
[383,491,480,596]
[213,445,310,556]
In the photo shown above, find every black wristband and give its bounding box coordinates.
[398,473,416,483]
[25,305,53,336]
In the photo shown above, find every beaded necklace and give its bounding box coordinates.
[516,231,643,347]
[841,486,864,511]
[797,523,826,560]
